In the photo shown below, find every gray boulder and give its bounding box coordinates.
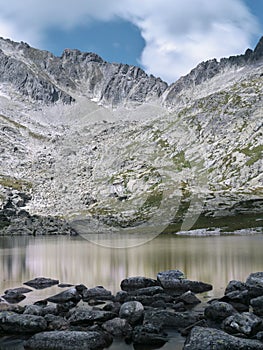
[183,326,263,350]
[222,312,262,336]
[120,277,159,291]
[204,301,237,321]
[246,272,263,298]
[82,286,113,301]
[24,330,111,350]
[24,277,59,289]
[251,295,263,316]
[133,324,168,346]
[68,307,115,326]
[157,270,212,294]
[102,317,132,338]
[0,311,47,334]
[46,287,81,304]
[143,309,199,330]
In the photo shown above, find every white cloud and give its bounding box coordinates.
[0,0,260,83]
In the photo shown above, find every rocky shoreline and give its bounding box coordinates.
[1,271,263,349]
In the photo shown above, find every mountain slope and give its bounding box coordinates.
[0,37,262,237]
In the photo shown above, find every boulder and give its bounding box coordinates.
[0,311,47,334]
[132,324,168,346]
[24,330,112,350]
[119,301,144,325]
[157,270,212,294]
[223,312,262,336]
[68,307,115,326]
[157,270,185,288]
[204,301,237,321]
[246,272,263,298]
[178,291,201,305]
[225,280,247,294]
[2,290,26,303]
[143,309,199,330]
[24,277,59,289]
[120,277,159,292]
[46,287,81,304]
[251,295,263,316]
[102,317,132,338]
[82,286,113,301]
[183,326,263,349]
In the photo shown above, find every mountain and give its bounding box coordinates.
[0,36,262,237]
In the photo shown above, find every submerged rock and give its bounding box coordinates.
[24,277,59,289]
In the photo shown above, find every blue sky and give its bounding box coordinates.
[0,0,262,83]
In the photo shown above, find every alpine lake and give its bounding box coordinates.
[0,212,262,350]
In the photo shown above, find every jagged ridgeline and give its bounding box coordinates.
[0,36,262,236]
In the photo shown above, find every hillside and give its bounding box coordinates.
[0,36,262,240]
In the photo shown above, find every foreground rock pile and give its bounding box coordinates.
[0,271,263,349]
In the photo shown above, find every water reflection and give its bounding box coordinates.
[1,234,263,301]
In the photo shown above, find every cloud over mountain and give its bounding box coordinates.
[0,0,260,82]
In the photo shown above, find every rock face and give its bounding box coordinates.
[0,37,167,107]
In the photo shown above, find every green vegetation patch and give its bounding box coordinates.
[0,174,32,191]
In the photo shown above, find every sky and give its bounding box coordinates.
[0,0,262,84]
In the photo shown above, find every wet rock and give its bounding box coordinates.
[2,290,26,303]
[58,283,74,288]
[4,287,32,294]
[115,291,129,303]
[24,277,59,289]
[178,291,201,305]
[119,301,144,325]
[220,290,250,312]
[246,272,263,298]
[24,304,58,316]
[223,312,262,336]
[68,307,115,326]
[103,302,121,314]
[128,286,165,297]
[204,301,237,321]
[157,270,212,295]
[132,324,168,346]
[183,326,263,350]
[44,314,68,331]
[120,277,159,292]
[82,286,113,301]
[0,311,47,334]
[157,270,185,288]
[75,284,88,296]
[251,296,263,316]
[225,280,248,294]
[102,317,132,338]
[46,287,81,304]
[143,309,199,330]
[24,330,112,350]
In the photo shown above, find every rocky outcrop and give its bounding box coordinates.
[164,36,263,105]
[0,37,167,107]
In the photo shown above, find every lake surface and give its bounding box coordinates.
[0,233,263,349]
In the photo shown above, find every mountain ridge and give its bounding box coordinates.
[0,36,262,236]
